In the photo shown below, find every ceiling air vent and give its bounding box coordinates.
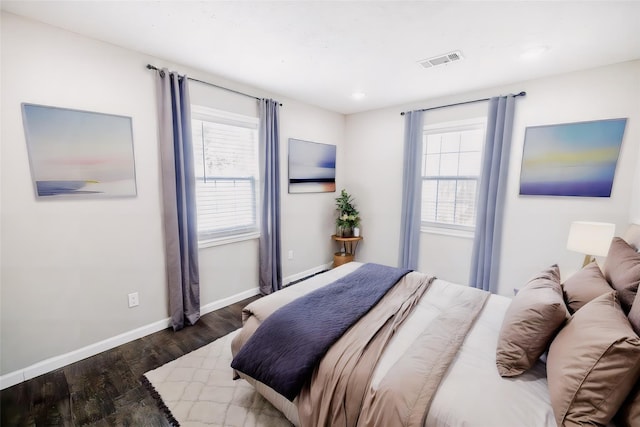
[419,51,464,68]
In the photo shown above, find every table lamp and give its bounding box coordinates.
[566,221,616,267]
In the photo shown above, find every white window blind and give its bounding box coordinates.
[421,119,486,231]
[191,106,259,243]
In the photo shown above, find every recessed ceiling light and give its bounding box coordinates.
[351,92,366,100]
[520,45,549,60]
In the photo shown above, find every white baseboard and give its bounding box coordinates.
[0,287,260,391]
[0,263,330,391]
[0,317,171,390]
[200,287,260,315]
[0,371,24,391]
[283,261,333,286]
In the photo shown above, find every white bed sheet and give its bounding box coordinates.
[420,281,556,427]
[237,264,557,426]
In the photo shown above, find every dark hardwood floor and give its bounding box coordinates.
[1,296,259,426]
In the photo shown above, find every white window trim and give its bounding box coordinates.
[191,105,260,246]
[421,224,475,239]
[421,117,487,232]
[198,231,260,249]
[423,117,487,135]
[192,105,259,129]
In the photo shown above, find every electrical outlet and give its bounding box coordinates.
[128,292,139,308]
[288,250,294,260]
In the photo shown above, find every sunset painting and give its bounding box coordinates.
[22,103,137,199]
[519,118,626,197]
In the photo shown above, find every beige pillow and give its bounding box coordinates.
[604,237,640,313]
[616,382,640,427]
[547,291,640,427]
[496,265,569,377]
[562,261,612,314]
[619,242,640,426]
[629,290,640,335]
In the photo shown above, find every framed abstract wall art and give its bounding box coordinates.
[519,118,627,197]
[288,138,336,193]
[22,103,137,199]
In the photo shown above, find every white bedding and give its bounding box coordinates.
[422,282,556,426]
[237,263,557,426]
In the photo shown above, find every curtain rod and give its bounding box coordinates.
[146,64,282,106]
[400,91,526,116]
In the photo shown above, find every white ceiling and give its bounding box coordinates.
[3,1,640,114]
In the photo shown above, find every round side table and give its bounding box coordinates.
[331,235,363,268]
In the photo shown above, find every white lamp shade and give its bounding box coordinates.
[567,221,616,257]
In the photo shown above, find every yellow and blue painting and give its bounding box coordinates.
[288,138,336,193]
[519,118,626,197]
[22,103,137,199]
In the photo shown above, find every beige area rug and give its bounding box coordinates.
[143,330,293,427]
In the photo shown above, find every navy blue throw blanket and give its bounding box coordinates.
[231,263,411,401]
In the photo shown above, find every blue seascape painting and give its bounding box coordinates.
[22,103,137,199]
[519,118,627,197]
[288,138,336,193]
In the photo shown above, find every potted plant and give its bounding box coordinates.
[335,189,360,237]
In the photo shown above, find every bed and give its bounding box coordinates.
[230,225,640,427]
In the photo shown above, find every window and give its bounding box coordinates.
[191,106,259,245]
[421,119,486,232]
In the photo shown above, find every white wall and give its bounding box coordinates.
[343,102,486,284]
[499,62,639,288]
[345,60,640,295]
[280,99,346,277]
[0,12,344,381]
[188,82,346,302]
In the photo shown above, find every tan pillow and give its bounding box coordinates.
[547,291,640,427]
[604,237,640,313]
[629,290,640,335]
[496,265,569,377]
[621,247,640,426]
[616,382,640,427]
[562,261,612,314]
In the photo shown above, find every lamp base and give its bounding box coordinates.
[582,254,594,267]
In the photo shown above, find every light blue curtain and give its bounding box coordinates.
[399,110,425,270]
[470,96,516,293]
[154,68,200,330]
[259,99,282,294]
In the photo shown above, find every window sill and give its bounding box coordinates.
[198,232,260,249]
[420,226,474,239]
